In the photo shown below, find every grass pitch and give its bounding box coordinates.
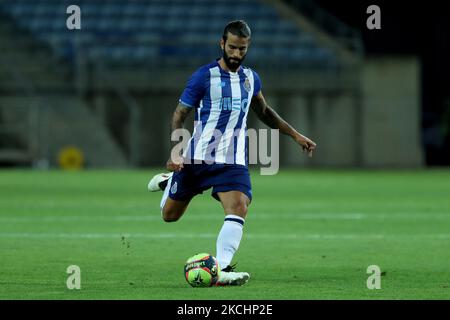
[0,169,449,299]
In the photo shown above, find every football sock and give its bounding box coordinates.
[216,214,245,270]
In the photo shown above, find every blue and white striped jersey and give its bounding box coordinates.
[179,60,262,166]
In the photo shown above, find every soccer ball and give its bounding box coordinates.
[184,253,220,287]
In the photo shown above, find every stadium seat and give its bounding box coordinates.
[0,0,338,69]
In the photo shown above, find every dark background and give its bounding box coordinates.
[312,0,450,165]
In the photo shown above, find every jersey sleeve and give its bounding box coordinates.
[179,67,207,108]
[252,69,262,97]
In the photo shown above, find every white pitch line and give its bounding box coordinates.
[0,232,449,240]
[0,212,449,223]
[0,213,365,222]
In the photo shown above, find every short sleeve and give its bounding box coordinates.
[252,70,262,97]
[179,67,207,108]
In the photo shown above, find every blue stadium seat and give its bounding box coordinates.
[0,0,337,68]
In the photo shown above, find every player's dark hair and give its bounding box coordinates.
[222,20,251,42]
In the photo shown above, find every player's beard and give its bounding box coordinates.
[222,50,246,71]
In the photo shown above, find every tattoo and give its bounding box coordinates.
[170,103,192,147]
[251,95,298,137]
[258,105,279,129]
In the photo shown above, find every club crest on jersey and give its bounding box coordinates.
[244,78,251,92]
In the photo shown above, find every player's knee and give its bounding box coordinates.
[228,201,248,216]
[162,211,179,223]
[161,207,181,223]
[162,215,179,223]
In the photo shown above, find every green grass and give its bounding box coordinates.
[0,169,449,299]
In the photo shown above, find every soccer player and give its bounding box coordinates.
[148,20,316,286]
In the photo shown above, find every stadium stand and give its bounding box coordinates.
[0,0,363,167]
[0,0,341,70]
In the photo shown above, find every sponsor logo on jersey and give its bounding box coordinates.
[220,97,249,112]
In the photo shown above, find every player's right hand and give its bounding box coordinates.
[166,156,184,172]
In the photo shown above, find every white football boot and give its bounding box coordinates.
[215,264,250,286]
[147,172,172,192]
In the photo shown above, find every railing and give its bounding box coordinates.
[115,84,141,167]
[283,0,364,55]
[87,58,142,167]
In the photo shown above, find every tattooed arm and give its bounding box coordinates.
[251,91,316,157]
[166,104,192,171]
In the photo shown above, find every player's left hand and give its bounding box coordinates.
[295,134,316,158]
